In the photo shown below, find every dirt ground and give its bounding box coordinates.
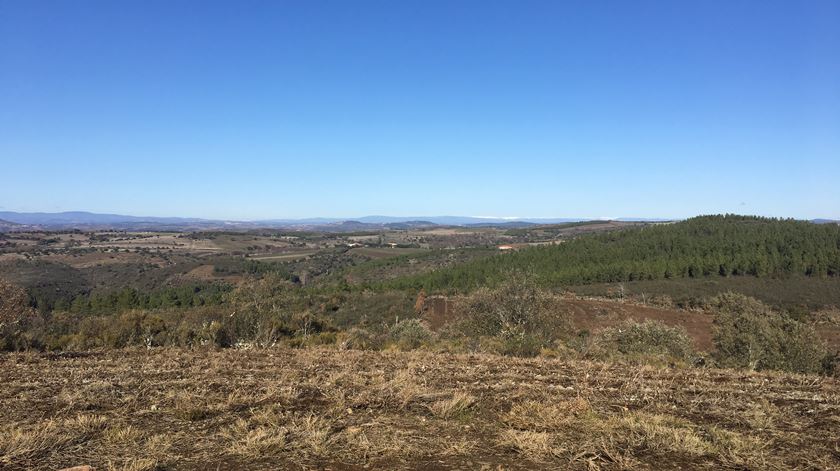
[1,348,838,470]
[562,299,717,351]
[425,296,840,353]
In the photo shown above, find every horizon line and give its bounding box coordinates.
[2,209,837,223]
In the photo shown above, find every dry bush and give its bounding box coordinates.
[338,327,382,351]
[588,319,696,364]
[387,318,435,350]
[0,279,42,351]
[0,279,36,327]
[710,292,827,373]
[455,271,572,356]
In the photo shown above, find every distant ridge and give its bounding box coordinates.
[0,218,22,231]
[0,211,833,232]
[0,211,211,225]
[0,211,588,229]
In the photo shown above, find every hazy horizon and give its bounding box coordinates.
[2,1,838,220]
[0,208,836,224]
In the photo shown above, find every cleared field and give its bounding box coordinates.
[348,247,426,259]
[181,264,242,283]
[43,251,163,269]
[88,234,195,251]
[419,228,481,236]
[251,251,317,261]
[205,235,293,252]
[1,349,838,470]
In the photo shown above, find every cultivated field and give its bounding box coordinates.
[1,348,838,470]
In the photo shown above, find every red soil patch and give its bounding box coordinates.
[561,298,716,351]
[425,296,840,352]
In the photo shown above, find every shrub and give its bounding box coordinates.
[498,329,544,357]
[286,331,338,348]
[454,271,572,356]
[589,320,696,363]
[821,352,839,377]
[339,328,382,351]
[388,319,434,350]
[709,292,826,374]
[0,279,43,351]
[199,320,232,348]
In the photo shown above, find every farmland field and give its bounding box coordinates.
[347,246,426,259]
[250,251,318,261]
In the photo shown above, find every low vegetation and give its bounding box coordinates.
[710,292,828,374]
[586,319,696,365]
[1,348,837,470]
[3,273,837,376]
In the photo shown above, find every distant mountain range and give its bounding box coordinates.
[0,211,575,231]
[0,210,832,232]
[259,215,590,226]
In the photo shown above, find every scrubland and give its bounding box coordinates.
[3,216,840,469]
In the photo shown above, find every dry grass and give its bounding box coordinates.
[428,391,476,419]
[498,429,564,459]
[0,348,838,469]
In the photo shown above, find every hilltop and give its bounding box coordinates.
[386,215,840,292]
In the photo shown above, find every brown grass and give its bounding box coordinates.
[428,391,476,419]
[0,348,838,469]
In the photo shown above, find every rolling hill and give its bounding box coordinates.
[385,215,840,292]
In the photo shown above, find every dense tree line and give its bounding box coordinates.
[384,215,840,292]
[54,283,232,315]
[213,259,299,281]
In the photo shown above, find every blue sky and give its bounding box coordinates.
[1,1,838,220]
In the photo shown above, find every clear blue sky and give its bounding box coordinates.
[1,1,838,220]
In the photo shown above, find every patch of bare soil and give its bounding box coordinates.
[562,299,716,351]
[1,348,838,470]
[427,296,840,352]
